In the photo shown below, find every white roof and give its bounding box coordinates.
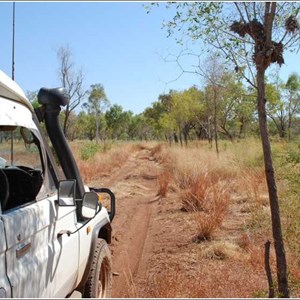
[0,69,33,111]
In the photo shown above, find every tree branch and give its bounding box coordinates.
[243,2,251,23]
[234,2,246,23]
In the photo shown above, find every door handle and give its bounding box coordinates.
[16,242,31,259]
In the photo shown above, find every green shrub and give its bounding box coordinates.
[79,141,113,161]
[80,143,101,160]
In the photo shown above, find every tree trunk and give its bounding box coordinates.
[179,127,183,147]
[279,110,286,139]
[63,105,70,137]
[208,117,212,148]
[239,116,244,139]
[220,125,233,141]
[213,88,219,155]
[257,68,289,298]
[270,115,285,138]
[95,114,99,144]
[183,125,188,146]
[287,111,292,141]
[173,131,178,143]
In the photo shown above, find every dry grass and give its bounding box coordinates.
[247,244,266,271]
[181,174,230,213]
[0,141,42,168]
[193,196,229,241]
[200,241,245,260]
[71,142,138,184]
[152,144,232,240]
[145,260,268,298]
[242,167,268,206]
[156,170,172,198]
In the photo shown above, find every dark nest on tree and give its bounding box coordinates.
[285,15,300,33]
[253,41,284,68]
[230,20,284,68]
[230,20,264,40]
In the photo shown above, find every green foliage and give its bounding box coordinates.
[286,73,300,92]
[105,104,133,140]
[26,90,39,109]
[79,141,112,160]
[286,148,300,165]
[80,142,100,160]
[83,84,110,143]
[84,84,109,115]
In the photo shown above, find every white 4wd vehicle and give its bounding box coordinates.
[0,70,115,298]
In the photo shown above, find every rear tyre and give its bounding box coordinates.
[84,239,112,298]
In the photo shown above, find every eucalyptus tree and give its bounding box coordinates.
[84,84,109,143]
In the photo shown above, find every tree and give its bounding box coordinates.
[57,46,87,137]
[143,92,174,140]
[128,114,156,141]
[285,73,300,140]
[170,86,203,146]
[201,53,226,153]
[154,2,300,296]
[84,84,109,143]
[105,104,133,140]
[267,72,300,139]
[266,82,286,138]
[75,111,96,140]
[218,73,255,139]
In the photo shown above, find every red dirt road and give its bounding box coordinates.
[99,148,161,297]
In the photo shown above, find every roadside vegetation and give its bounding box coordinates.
[147,139,300,297]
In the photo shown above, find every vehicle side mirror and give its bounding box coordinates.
[82,192,101,219]
[58,180,76,206]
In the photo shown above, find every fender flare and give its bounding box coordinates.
[76,220,112,293]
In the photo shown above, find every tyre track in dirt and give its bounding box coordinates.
[96,148,161,298]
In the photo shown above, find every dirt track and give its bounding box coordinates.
[99,148,161,297]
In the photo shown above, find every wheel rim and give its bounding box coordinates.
[98,261,107,298]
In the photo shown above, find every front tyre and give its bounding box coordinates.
[84,239,112,298]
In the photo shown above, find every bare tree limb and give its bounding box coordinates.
[234,2,246,23]
[57,46,87,136]
[243,2,251,23]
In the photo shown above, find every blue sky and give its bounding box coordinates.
[0,2,299,114]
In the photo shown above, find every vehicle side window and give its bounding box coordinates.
[0,126,44,211]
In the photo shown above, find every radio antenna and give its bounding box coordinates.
[12,2,15,80]
[11,2,15,165]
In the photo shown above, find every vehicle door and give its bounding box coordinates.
[0,111,79,297]
[0,218,11,298]
[2,196,79,298]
